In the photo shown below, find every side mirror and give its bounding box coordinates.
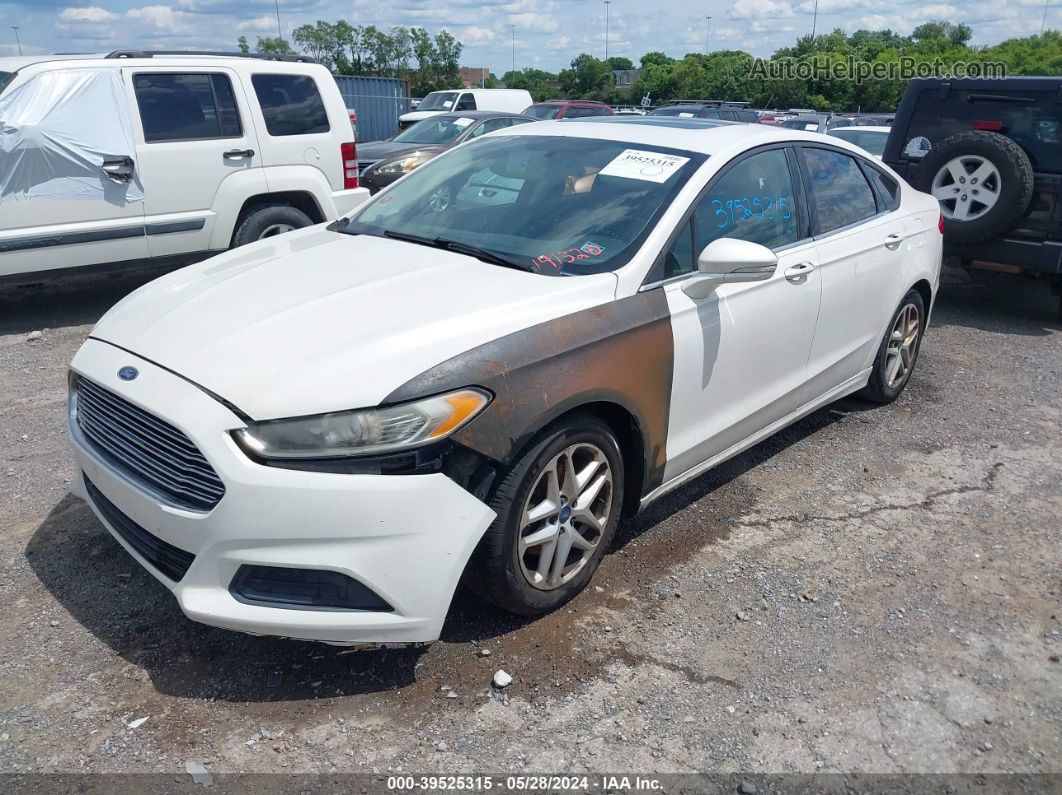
[681,238,778,299]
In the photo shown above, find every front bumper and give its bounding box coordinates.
[68,338,496,644]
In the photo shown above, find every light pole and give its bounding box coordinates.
[11,25,21,56]
[510,24,515,75]
[604,0,611,62]
[273,0,282,40]
[811,0,819,39]
[1041,0,1050,35]
[705,16,711,54]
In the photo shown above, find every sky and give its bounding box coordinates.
[1,0,1058,74]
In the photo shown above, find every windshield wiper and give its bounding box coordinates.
[381,230,533,272]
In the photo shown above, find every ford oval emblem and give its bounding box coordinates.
[118,366,139,381]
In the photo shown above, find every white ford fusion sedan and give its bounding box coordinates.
[68,117,942,645]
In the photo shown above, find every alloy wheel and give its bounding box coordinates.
[885,302,920,389]
[518,442,614,591]
[258,223,296,239]
[930,155,1001,221]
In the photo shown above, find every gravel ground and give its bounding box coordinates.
[0,266,1059,781]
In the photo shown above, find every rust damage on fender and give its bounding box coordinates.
[385,289,674,497]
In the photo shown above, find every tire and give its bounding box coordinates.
[463,413,625,616]
[232,205,313,247]
[913,130,1033,245]
[858,289,926,404]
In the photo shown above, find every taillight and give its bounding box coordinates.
[938,212,944,234]
[974,120,1003,131]
[341,142,358,189]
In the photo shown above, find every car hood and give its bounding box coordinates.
[90,227,617,420]
[358,141,445,164]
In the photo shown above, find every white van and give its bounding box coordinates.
[399,88,533,129]
[0,50,369,282]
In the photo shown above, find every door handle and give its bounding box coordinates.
[884,233,903,250]
[223,148,255,160]
[101,156,134,183]
[784,262,815,281]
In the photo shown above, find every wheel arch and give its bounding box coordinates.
[229,191,325,246]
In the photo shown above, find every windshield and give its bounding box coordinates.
[829,129,887,156]
[523,104,560,120]
[0,72,13,96]
[392,115,473,145]
[417,91,460,112]
[342,135,703,276]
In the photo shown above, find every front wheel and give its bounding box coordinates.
[858,289,926,404]
[232,205,313,247]
[464,414,624,616]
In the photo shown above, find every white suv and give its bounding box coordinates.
[0,50,369,282]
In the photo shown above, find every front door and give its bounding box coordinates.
[659,146,822,483]
[124,67,266,259]
[0,68,147,278]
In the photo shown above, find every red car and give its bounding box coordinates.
[522,100,614,120]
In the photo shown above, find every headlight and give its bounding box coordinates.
[232,388,491,459]
[375,153,428,174]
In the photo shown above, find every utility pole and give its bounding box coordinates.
[604,0,611,62]
[11,26,21,56]
[705,16,711,54]
[511,25,516,74]
[1041,0,1050,35]
[273,0,283,40]
[811,0,819,39]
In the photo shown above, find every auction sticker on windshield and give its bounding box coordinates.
[454,117,474,127]
[599,149,691,183]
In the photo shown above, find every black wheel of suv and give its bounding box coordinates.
[233,205,313,247]
[858,289,926,404]
[464,414,624,616]
[914,130,1034,245]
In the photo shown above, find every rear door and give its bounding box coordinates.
[798,145,908,399]
[124,66,265,258]
[0,67,148,278]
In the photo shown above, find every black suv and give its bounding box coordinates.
[884,77,1062,315]
[649,101,759,123]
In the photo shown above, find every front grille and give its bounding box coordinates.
[73,375,225,512]
[85,476,195,582]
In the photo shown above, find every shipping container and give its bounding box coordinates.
[333,75,412,143]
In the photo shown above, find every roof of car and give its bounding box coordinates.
[497,116,845,156]
[533,99,609,105]
[0,51,319,73]
[429,110,531,119]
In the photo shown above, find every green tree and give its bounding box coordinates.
[501,68,558,101]
[292,20,339,68]
[237,35,250,55]
[559,53,612,98]
[255,36,294,56]
[607,56,635,70]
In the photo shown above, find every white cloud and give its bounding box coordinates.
[751,20,796,32]
[508,12,559,33]
[729,0,795,19]
[461,25,496,43]
[58,6,119,23]
[795,0,876,12]
[125,6,185,27]
[236,15,277,32]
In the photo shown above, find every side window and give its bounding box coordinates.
[720,110,738,121]
[700,109,720,119]
[659,148,800,279]
[250,74,329,137]
[133,73,242,142]
[468,118,513,138]
[801,147,878,234]
[864,166,900,211]
[454,93,477,111]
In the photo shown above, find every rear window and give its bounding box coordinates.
[133,73,242,142]
[650,107,700,117]
[903,88,1062,173]
[251,74,329,137]
[0,72,13,95]
[828,129,888,156]
[524,104,560,120]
